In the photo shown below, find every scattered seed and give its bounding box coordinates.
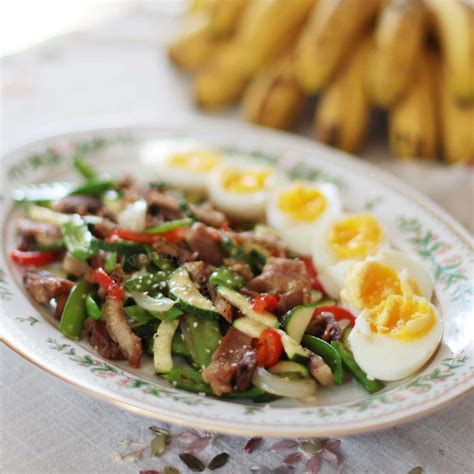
[323,438,341,451]
[208,452,230,470]
[272,464,294,474]
[321,448,339,465]
[282,452,303,465]
[269,439,299,452]
[149,426,170,436]
[179,452,205,472]
[185,435,213,455]
[305,455,322,474]
[245,437,263,453]
[299,439,324,457]
[164,467,180,474]
[176,431,200,444]
[250,466,272,474]
[408,467,423,474]
[151,434,166,457]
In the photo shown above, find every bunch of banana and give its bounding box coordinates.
[366,0,426,107]
[168,0,474,164]
[314,35,373,153]
[388,51,439,160]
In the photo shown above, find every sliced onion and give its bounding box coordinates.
[131,292,175,313]
[118,199,147,231]
[252,367,317,398]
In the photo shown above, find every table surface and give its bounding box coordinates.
[1,8,473,474]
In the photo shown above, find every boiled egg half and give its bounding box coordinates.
[348,294,443,381]
[267,181,341,255]
[208,161,275,220]
[140,140,221,192]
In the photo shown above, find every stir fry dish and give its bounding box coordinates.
[9,145,443,400]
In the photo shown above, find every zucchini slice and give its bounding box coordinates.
[233,317,266,338]
[277,329,312,363]
[169,266,220,319]
[269,361,310,378]
[217,286,279,328]
[153,319,179,374]
[282,303,317,343]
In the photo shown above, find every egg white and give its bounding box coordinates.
[266,182,342,255]
[348,300,443,381]
[208,160,278,220]
[140,139,221,192]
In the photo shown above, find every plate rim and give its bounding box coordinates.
[1,116,473,437]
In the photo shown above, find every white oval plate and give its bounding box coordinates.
[1,119,473,437]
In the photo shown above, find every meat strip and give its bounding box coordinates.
[247,257,311,314]
[223,258,254,281]
[53,195,102,215]
[306,311,342,342]
[190,202,227,228]
[85,319,125,360]
[17,219,62,248]
[185,223,225,266]
[102,297,143,367]
[202,327,256,396]
[23,271,74,305]
[152,237,196,264]
[237,231,288,258]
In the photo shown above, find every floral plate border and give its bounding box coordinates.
[1,118,473,437]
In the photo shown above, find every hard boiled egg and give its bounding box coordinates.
[348,295,443,381]
[140,140,221,192]
[267,181,341,255]
[340,251,433,314]
[312,213,388,270]
[208,161,275,220]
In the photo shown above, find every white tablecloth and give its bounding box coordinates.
[1,8,473,474]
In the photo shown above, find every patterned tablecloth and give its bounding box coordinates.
[1,7,473,474]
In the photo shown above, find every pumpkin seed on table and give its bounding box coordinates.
[208,452,230,470]
[179,452,205,472]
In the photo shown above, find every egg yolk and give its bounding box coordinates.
[167,150,220,172]
[366,295,437,341]
[345,261,403,309]
[220,169,271,194]
[328,214,384,260]
[277,184,327,222]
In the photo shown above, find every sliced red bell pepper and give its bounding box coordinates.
[313,305,356,326]
[256,328,283,368]
[252,293,279,313]
[10,249,62,266]
[301,256,326,293]
[116,227,186,244]
[93,267,123,300]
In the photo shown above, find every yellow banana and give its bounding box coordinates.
[367,0,426,107]
[242,54,305,129]
[296,0,380,93]
[168,22,218,72]
[440,59,474,164]
[425,0,474,103]
[207,0,250,38]
[194,41,248,108]
[194,0,316,109]
[388,52,439,160]
[314,35,373,153]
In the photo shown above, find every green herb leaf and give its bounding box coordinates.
[208,452,229,470]
[179,453,205,472]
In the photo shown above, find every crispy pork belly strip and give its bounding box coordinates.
[23,271,74,305]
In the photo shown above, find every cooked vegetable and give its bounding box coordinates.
[209,266,245,289]
[10,249,62,266]
[85,294,102,320]
[123,271,169,293]
[252,293,279,313]
[302,335,343,385]
[69,178,114,196]
[278,330,312,363]
[269,360,310,378]
[332,340,385,394]
[118,199,147,232]
[104,252,117,273]
[73,157,98,181]
[169,266,220,319]
[13,182,73,203]
[59,279,95,340]
[184,314,221,368]
[130,291,175,313]
[252,367,317,398]
[153,319,180,373]
[90,238,147,255]
[313,305,356,326]
[217,286,279,328]
[146,217,194,234]
[62,215,95,260]
[93,267,124,300]
[233,317,265,338]
[283,303,318,343]
[255,328,283,368]
[308,354,334,386]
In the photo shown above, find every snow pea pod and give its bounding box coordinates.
[62,215,95,260]
[59,279,95,340]
[123,271,169,293]
[69,178,115,196]
[302,335,344,385]
[73,157,98,181]
[85,294,102,320]
[209,266,244,290]
[145,218,193,234]
[331,340,385,394]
